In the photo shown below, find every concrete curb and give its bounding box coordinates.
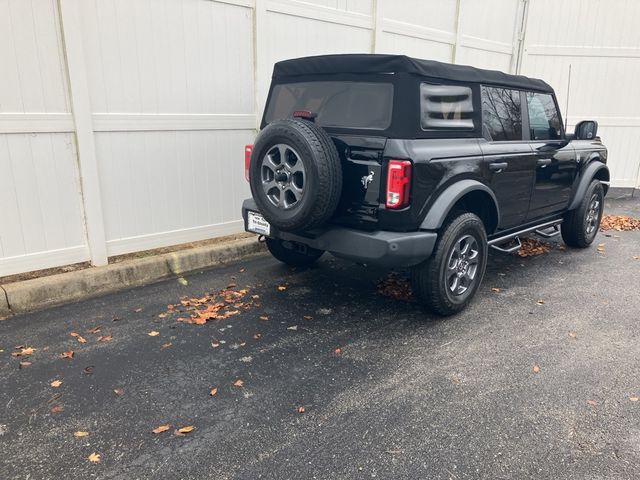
[1,237,265,316]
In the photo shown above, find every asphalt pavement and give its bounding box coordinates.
[1,196,639,480]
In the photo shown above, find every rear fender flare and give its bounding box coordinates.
[420,179,500,231]
[568,161,609,210]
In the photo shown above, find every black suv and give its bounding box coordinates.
[242,54,609,315]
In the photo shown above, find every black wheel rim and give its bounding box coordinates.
[445,234,481,298]
[585,193,601,236]
[260,144,305,210]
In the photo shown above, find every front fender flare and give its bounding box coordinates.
[567,161,609,210]
[420,179,500,230]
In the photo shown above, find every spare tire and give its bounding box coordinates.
[249,118,342,232]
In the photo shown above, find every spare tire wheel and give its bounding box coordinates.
[249,118,343,232]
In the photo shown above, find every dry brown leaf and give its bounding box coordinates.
[152,424,171,434]
[277,285,287,291]
[233,379,244,387]
[586,400,598,407]
[50,380,63,388]
[259,315,269,321]
[134,308,143,313]
[148,331,160,337]
[176,425,195,435]
[303,315,313,320]
[532,365,540,374]
[113,388,124,396]
[19,361,32,368]
[568,331,577,338]
[536,299,545,305]
[97,335,112,342]
[60,350,74,359]
[253,333,261,340]
[161,342,172,349]
[70,332,87,343]
[87,326,101,334]
[377,272,413,301]
[83,366,94,375]
[334,348,342,355]
[88,452,101,463]
[491,288,500,293]
[50,405,64,414]
[297,406,305,413]
[630,396,639,402]
[211,342,220,348]
[73,431,89,438]
[11,347,35,357]
[209,388,218,397]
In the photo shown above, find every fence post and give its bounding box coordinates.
[372,0,384,53]
[58,0,108,266]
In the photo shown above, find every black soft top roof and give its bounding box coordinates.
[273,54,553,93]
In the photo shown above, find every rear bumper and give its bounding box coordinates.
[242,199,437,267]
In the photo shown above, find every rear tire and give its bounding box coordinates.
[561,180,604,248]
[411,213,488,316]
[265,238,324,267]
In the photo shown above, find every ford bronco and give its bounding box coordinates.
[242,54,609,315]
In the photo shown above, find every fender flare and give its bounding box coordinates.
[420,179,500,231]
[567,161,610,210]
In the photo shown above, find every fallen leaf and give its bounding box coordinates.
[175,425,194,435]
[69,332,87,343]
[177,277,188,286]
[158,313,167,319]
[516,238,551,257]
[297,406,305,413]
[600,214,640,231]
[536,299,545,305]
[597,243,605,254]
[161,342,172,348]
[377,272,413,301]
[532,365,540,374]
[87,326,101,334]
[630,396,639,402]
[277,285,287,291]
[586,400,598,407]
[73,431,89,437]
[88,452,100,463]
[148,331,160,337]
[113,388,124,396]
[50,405,64,414]
[239,342,246,347]
[97,335,112,342]
[19,361,32,368]
[259,315,269,321]
[287,325,298,331]
[334,348,342,355]
[303,315,313,321]
[152,424,171,434]
[233,379,244,387]
[134,308,143,313]
[83,366,94,375]
[50,380,63,388]
[60,350,74,359]
[211,342,220,348]
[253,333,261,340]
[386,449,402,455]
[491,288,501,293]
[11,347,35,357]
[239,268,245,273]
[568,331,577,338]
[209,388,218,397]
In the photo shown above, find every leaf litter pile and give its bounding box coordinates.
[516,238,552,257]
[600,214,640,231]
[377,272,413,301]
[167,284,259,325]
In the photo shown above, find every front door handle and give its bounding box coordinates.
[537,158,552,167]
[489,162,508,172]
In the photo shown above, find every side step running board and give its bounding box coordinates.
[488,218,563,253]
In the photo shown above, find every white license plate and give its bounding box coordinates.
[247,211,271,235]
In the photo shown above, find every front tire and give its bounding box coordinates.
[265,238,324,267]
[411,213,488,316]
[561,180,604,248]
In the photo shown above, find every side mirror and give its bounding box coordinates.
[574,120,598,140]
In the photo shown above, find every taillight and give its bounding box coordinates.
[386,159,412,209]
[244,145,252,181]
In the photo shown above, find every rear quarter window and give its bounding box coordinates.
[420,83,474,130]
[265,81,394,130]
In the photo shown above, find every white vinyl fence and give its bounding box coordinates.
[1,0,639,277]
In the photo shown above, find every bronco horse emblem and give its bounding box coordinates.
[361,171,375,189]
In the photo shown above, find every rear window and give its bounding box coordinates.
[264,81,394,130]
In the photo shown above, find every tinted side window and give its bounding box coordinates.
[420,84,474,130]
[526,92,562,140]
[481,86,522,141]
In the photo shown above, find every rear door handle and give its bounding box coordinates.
[489,162,508,172]
[537,158,552,167]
